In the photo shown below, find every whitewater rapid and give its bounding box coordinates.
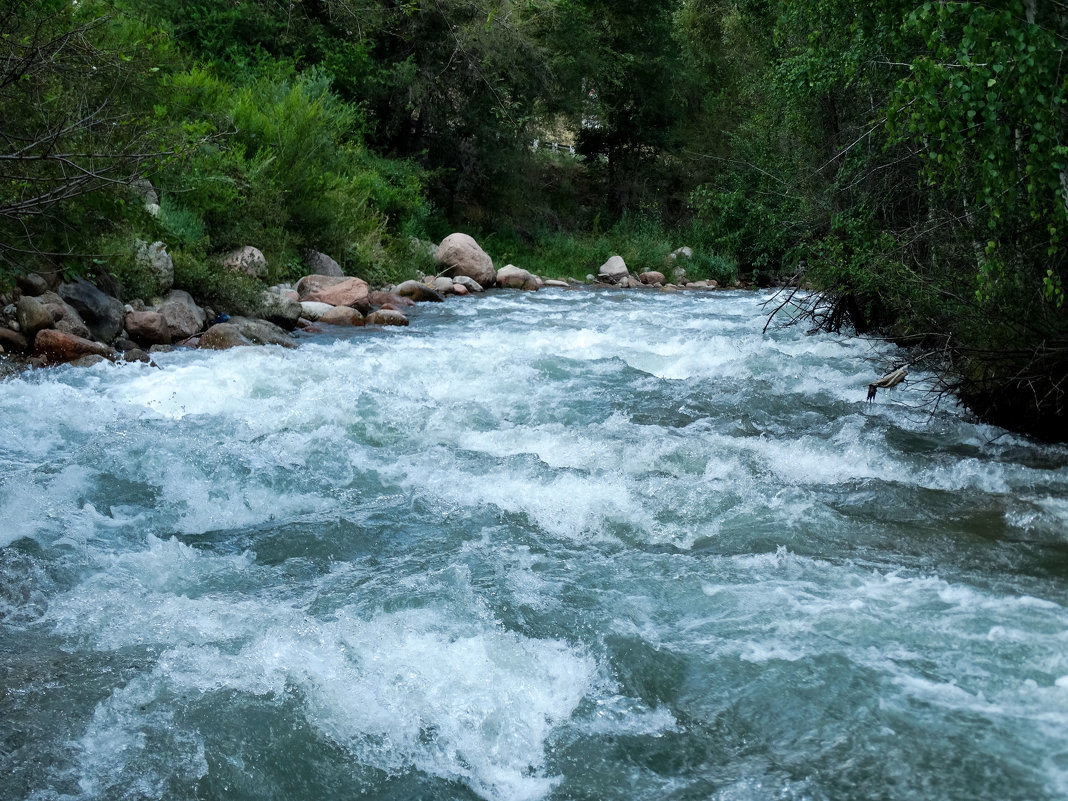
[1,288,1066,801]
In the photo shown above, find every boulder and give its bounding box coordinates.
[299,301,335,321]
[544,279,570,288]
[496,264,540,290]
[639,271,666,286]
[135,240,174,295]
[452,275,484,293]
[370,291,415,309]
[452,283,469,296]
[395,280,444,303]
[222,246,268,278]
[0,328,29,354]
[124,310,171,346]
[669,246,693,260]
[15,296,54,339]
[228,316,297,348]
[158,289,207,341]
[130,178,159,207]
[318,306,364,326]
[198,323,253,350]
[365,309,410,327]
[16,273,48,297]
[34,329,117,364]
[597,255,629,284]
[303,250,344,277]
[301,276,370,312]
[434,233,496,288]
[259,290,303,330]
[58,279,123,343]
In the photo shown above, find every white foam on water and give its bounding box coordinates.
[43,535,603,801]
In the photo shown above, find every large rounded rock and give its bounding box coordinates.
[434,233,496,288]
[394,280,444,303]
[318,306,364,326]
[639,271,666,286]
[303,250,344,277]
[198,323,253,350]
[135,240,174,295]
[34,329,116,364]
[58,279,123,343]
[597,256,629,285]
[15,296,54,339]
[365,309,409,327]
[496,265,539,291]
[158,289,207,341]
[259,290,302,330]
[430,276,455,295]
[124,310,171,345]
[301,276,370,313]
[222,246,268,278]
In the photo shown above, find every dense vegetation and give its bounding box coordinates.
[1,0,1065,439]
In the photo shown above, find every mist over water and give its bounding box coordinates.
[1,288,1066,801]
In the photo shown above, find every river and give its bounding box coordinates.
[1,288,1066,801]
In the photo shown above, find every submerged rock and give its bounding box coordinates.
[198,323,253,350]
[365,309,409,327]
[395,280,444,303]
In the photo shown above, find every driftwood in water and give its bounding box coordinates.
[867,366,908,402]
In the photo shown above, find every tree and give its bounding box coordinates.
[0,0,169,277]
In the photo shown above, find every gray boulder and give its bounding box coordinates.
[434,233,496,288]
[259,290,302,330]
[597,256,629,285]
[135,240,174,295]
[159,289,206,341]
[303,250,344,277]
[222,246,268,278]
[58,279,124,343]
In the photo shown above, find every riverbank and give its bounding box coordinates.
[0,233,751,376]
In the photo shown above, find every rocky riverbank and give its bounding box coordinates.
[0,233,734,377]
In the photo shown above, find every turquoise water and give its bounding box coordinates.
[1,288,1066,801]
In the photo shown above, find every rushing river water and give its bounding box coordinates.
[1,288,1067,801]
